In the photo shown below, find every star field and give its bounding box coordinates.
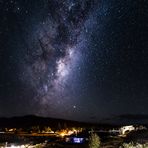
[0,0,148,122]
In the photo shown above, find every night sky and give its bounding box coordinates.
[0,0,148,122]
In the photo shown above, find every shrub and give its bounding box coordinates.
[89,131,101,148]
[120,142,148,148]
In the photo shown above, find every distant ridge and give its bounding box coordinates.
[102,114,148,125]
[0,115,95,128]
[0,114,148,128]
[118,114,148,120]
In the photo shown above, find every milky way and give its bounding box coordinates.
[20,0,98,118]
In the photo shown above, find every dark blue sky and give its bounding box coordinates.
[0,0,148,122]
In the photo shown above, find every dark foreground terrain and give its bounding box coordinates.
[0,115,148,147]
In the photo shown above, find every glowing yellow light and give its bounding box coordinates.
[60,132,66,137]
